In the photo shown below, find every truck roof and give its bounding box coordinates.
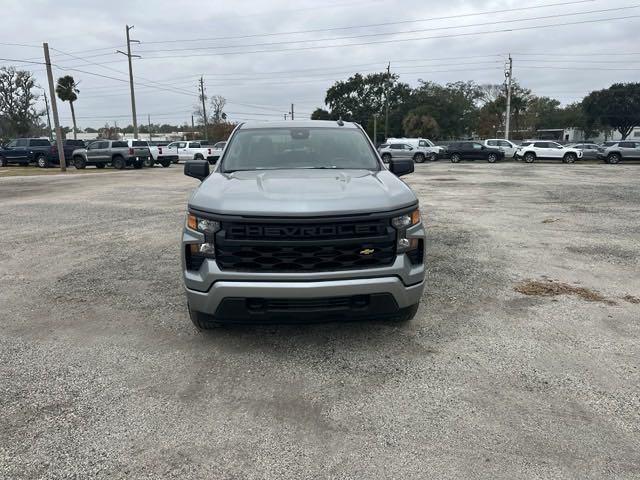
[238,120,358,130]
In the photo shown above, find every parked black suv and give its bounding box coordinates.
[445,141,504,163]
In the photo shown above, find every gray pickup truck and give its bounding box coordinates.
[181,120,426,329]
[71,140,150,169]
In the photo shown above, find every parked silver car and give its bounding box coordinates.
[378,142,422,163]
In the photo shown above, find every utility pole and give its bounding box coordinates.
[148,114,152,141]
[384,62,391,140]
[199,76,208,140]
[504,54,513,140]
[373,115,377,146]
[43,91,53,141]
[117,25,140,139]
[43,43,66,171]
[191,115,195,131]
[290,104,294,121]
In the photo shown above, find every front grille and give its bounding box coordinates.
[215,217,396,272]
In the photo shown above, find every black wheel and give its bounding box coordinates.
[564,153,577,164]
[429,152,437,161]
[112,156,126,170]
[188,304,222,330]
[381,153,391,163]
[143,157,153,168]
[194,154,204,160]
[0,156,6,167]
[524,152,536,163]
[36,154,49,168]
[73,156,86,169]
[389,304,419,323]
[450,153,461,163]
[413,153,425,163]
[160,159,171,168]
[133,160,143,169]
[487,153,498,163]
[607,153,621,164]
[95,163,106,169]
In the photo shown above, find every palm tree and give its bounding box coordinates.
[55,75,79,139]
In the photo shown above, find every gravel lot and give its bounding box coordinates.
[1,163,639,479]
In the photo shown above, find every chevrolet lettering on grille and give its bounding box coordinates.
[228,223,386,239]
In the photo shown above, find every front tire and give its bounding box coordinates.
[36,154,49,168]
[564,153,577,164]
[487,153,498,163]
[0,156,7,167]
[450,153,461,163]
[160,159,171,168]
[389,304,419,323]
[413,153,425,163]
[143,157,154,168]
[429,152,438,161]
[524,152,536,163]
[381,153,391,163]
[188,304,222,330]
[607,153,621,164]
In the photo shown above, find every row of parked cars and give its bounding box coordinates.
[377,137,640,165]
[0,138,227,169]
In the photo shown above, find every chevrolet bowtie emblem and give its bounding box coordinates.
[360,248,375,255]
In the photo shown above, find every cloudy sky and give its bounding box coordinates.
[2,0,639,128]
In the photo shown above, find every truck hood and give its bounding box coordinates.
[189,169,417,217]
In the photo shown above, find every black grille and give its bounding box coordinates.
[215,218,396,272]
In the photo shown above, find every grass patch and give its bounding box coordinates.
[515,279,615,305]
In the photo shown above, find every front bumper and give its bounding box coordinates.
[182,221,426,319]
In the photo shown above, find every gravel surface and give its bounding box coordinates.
[1,163,639,479]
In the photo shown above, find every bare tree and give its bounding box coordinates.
[0,66,42,137]
[210,95,227,123]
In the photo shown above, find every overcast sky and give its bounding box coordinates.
[2,0,639,128]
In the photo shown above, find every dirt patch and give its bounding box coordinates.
[622,294,640,304]
[514,279,615,305]
[542,218,560,224]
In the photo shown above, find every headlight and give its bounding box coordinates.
[392,209,421,229]
[392,209,421,253]
[187,213,220,234]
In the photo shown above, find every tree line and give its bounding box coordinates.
[311,73,640,142]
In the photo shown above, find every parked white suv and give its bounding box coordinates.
[483,139,518,158]
[516,141,583,163]
[384,137,442,162]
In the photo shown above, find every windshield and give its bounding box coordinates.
[221,127,380,172]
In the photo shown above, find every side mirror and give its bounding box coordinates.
[184,160,209,181]
[389,158,414,177]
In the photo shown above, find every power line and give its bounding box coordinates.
[137,4,638,55]
[135,14,640,59]
[139,0,597,45]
